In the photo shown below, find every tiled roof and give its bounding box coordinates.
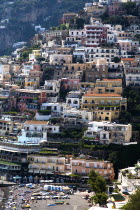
[25,120,48,125]
[102,79,122,81]
[83,93,121,97]
[121,58,135,61]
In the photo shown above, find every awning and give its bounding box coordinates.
[13,176,22,179]
[40,170,46,174]
[34,169,40,174]
[46,171,54,174]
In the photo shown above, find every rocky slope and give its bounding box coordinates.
[0,0,91,55]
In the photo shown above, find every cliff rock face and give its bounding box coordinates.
[0,0,90,55]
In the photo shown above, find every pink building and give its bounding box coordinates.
[71,158,115,181]
[61,78,80,90]
[84,24,108,47]
[108,1,126,16]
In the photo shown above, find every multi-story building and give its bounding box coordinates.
[93,79,123,95]
[80,82,95,93]
[84,121,132,144]
[25,70,43,89]
[122,58,140,87]
[108,1,126,16]
[29,50,41,61]
[61,78,80,91]
[0,63,11,74]
[86,47,119,62]
[44,80,60,102]
[61,13,76,24]
[81,93,127,121]
[0,141,40,179]
[10,89,47,112]
[44,30,69,40]
[118,160,140,193]
[18,120,59,143]
[0,119,22,136]
[116,31,134,41]
[44,80,60,94]
[118,40,132,52]
[67,29,86,43]
[63,63,86,80]
[28,155,66,175]
[71,158,115,180]
[66,91,82,109]
[21,62,33,75]
[84,2,106,17]
[84,22,108,47]
[49,54,72,65]
[108,62,124,79]
[85,59,108,82]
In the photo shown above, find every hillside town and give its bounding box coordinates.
[0,0,140,209]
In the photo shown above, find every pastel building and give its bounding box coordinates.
[71,158,115,180]
[84,121,132,144]
[28,155,66,175]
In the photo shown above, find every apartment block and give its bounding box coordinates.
[71,158,115,180]
[28,155,66,175]
[84,121,132,144]
[93,79,123,95]
[81,93,127,121]
[84,23,108,47]
[18,120,59,143]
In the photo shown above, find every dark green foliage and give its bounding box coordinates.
[123,2,138,16]
[102,15,129,28]
[38,110,51,115]
[121,87,140,130]
[88,170,107,193]
[91,193,108,206]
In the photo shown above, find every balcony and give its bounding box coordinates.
[56,162,64,165]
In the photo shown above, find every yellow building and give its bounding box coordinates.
[25,76,40,88]
[32,50,41,57]
[84,3,106,17]
[80,82,95,92]
[0,120,22,136]
[28,155,66,175]
[63,63,86,79]
[93,79,123,95]
[81,93,127,121]
[0,74,11,84]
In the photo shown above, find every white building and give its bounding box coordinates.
[108,62,124,79]
[84,121,132,144]
[49,54,72,65]
[118,160,140,193]
[18,120,60,143]
[118,40,132,52]
[44,80,60,94]
[66,91,81,109]
[21,63,33,75]
[85,47,119,62]
[41,102,69,116]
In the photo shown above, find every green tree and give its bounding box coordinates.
[88,170,107,193]
[22,51,29,60]
[121,189,140,210]
[91,192,108,206]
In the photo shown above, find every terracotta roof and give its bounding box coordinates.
[25,121,49,125]
[83,93,121,97]
[102,79,122,82]
[121,58,135,61]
